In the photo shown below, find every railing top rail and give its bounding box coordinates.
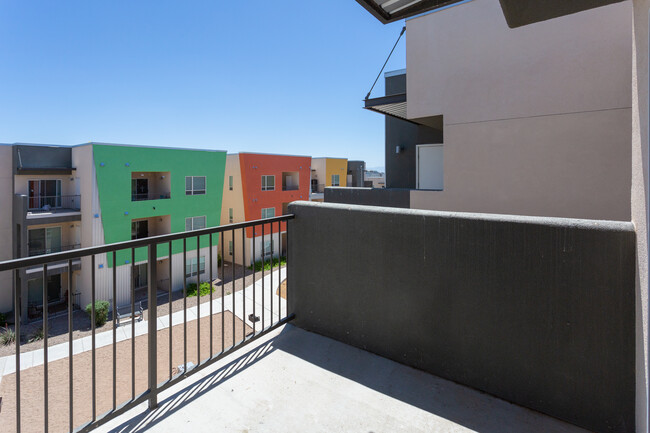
[0,214,295,271]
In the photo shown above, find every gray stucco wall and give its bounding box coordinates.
[347,161,365,188]
[384,74,442,189]
[325,187,410,208]
[12,144,72,173]
[288,202,636,433]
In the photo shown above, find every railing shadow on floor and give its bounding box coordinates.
[103,339,277,433]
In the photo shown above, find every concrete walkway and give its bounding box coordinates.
[95,324,590,433]
[0,268,287,383]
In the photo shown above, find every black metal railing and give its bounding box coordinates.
[131,192,171,201]
[0,215,294,433]
[28,195,81,212]
[28,243,81,257]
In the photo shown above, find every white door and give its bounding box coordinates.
[416,144,444,190]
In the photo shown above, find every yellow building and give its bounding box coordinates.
[310,157,348,201]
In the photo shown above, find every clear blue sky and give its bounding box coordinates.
[0,1,407,168]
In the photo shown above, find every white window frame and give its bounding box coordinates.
[185,176,206,195]
[229,175,233,191]
[331,174,340,187]
[261,175,275,191]
[261,207,275,219]
[185,215,207,231]
[229,208,234,224]
[185,256,206,277]
[228,240,233,256]
[263,239,274,256]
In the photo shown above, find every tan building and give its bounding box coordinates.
[364,0,631,221]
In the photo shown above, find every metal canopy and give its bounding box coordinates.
[355,0,466,24]
[364,93,411,122]
[356,0,626,26]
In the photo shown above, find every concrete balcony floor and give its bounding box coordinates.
[97,324,589,433]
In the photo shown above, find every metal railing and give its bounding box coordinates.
[131,192,171,201]
[28,243,81,257]
[0,214,294,433]
[28,195,81,212]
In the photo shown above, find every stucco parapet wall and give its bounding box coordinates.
[292,201,635,233]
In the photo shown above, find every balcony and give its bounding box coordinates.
[28,243,81,257]
[281,171,299,191]
[25,195,81,221]
[0,205,636,433]
[131,171,171,202]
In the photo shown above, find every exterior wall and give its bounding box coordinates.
[347,161,366,187]
[311,158,327,190]
[324,158,348,187]
[0,145,14,313]
[14,174,77,197]
[631,0,649,431]
[411,108,632,220]
[239,153,310,240]
[222,154,251,266]
[289,201,636,433]
[325,187,410,208]
[405,0,632,221]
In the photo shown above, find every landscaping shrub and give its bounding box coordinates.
[248,256,287,272]
[28,326,45,343]
[0,325,16,346]
[0,312,6,325]
[186,282,214,297]
[85,300,110,327]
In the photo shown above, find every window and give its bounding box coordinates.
[185,176,206,195]
[134,263,148,288]
[261,175,275,191]
[28,179,62,209]
[229,176,233,191]
[261,207,275,219]
[131,220,149,240]
[131,178,149,201]
[229,208,233,224]
[185,216,206,231]
[264,239,274,256]
[185,256,206,277]
[228,241,233,256]
[28,226,62,256]
[331,174,340,186]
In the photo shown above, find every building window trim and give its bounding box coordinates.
[185,176,207,195]
[261,207,275,219]
[185,215,207,232]
[185,256,206,277]
[261,175,275,191]
[331,174,340,187]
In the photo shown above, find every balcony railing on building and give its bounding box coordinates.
[0,214,292,433]
[131,192,171,201]
[27,195,80,212]
[28,243,81,257]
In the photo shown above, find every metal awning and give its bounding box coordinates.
[355,0,466,24]
[364,93,409,122]
[356,0,626,27]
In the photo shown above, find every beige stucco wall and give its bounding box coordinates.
[0,145,14,313]
[411,108,632,220]
[222,154,251,266]
[631,0,649,430]
[311,158,327,188]
[406,0,633,221]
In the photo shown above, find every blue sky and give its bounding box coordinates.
[0,1,407,168]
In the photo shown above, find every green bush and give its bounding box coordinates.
[248,256,286,272]
[28,326,45,343]
[85,300,110,327]
[186,282,214,297]
[217,254,222,267]
[0,312,7,325]
[0,326,15,346]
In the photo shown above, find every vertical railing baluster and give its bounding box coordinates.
[286,220,289,320]
[278,221,281,321]
[220,231,225,353]
[231,229,235,348]
[270,222,273,326]
[68,259,74,432]
[183,239,187,373]
[43,263,49,433]
[91,255,96,421]
[14,269,21,433]
[112,251,116,411]
[147,244,158,409]
[242,227,246,340]
[209,233,213,358]
[168,242,172,380]
[196,235,200,365]
[261,223,265,330]
[252,226,256,335]
[130,248,135,400]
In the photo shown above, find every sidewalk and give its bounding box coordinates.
[0,268,286,383]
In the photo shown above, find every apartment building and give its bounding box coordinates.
[349,0,632,221]
[310,157,348,201]
[0,142,226,322]
[222,153,310,266]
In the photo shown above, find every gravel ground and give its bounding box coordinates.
[0,262,285,358]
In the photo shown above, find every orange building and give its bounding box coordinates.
[221,153,311,266]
